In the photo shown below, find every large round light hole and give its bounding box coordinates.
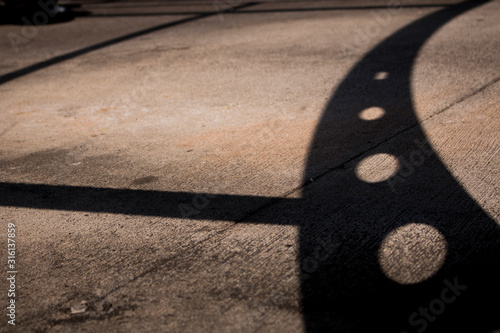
[378,223,447,284]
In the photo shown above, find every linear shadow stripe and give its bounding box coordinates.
[0,2,259,86]
[0,182,296,223]
[85,4,453,17]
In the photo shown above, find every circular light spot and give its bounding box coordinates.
[359,106,385,121]
[374,71,389,80]
[355,153,399,183]
[378,223,447,284]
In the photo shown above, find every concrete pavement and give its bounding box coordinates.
[0,0,499,332]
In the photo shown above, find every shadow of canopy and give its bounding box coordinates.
[0,0,499,331]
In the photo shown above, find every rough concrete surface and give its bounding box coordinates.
[0,0,499,332]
